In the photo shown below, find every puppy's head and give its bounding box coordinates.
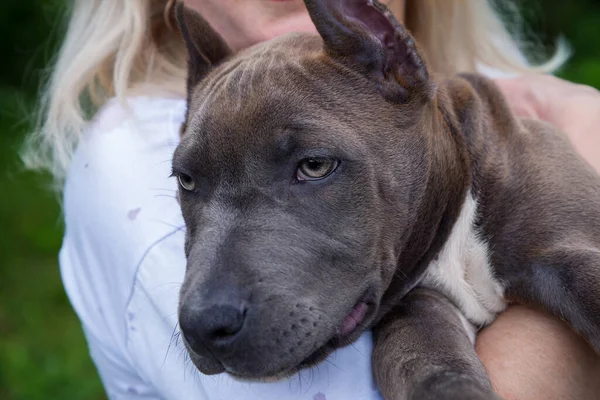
[173,0,437,380]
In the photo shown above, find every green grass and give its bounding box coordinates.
[0,88,106,400]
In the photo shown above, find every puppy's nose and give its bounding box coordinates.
[180,302,247,352]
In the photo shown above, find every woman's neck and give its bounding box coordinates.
[186,0,407,53]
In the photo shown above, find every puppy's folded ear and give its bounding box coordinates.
[175,3,232,90]
[304,0,431,103]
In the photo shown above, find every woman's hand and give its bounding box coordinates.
[495,74,600,172]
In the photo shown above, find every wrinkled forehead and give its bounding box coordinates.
[176,33,386,177]
[183,35,366,142]
[178,101,360,179]
[188,34,328,124]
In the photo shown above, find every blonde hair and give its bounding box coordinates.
[24,0,568,184]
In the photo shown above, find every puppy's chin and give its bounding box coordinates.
[185,334,346,382]
[186,347,226,375]
[185,341,306,381]
[225,351,333,383]
[228,370,295,383]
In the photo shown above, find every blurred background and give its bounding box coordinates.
[0,1,599,399]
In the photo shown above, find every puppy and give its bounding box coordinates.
[172,1,600,399]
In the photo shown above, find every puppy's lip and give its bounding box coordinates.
[338,301,369,337]
[333,292,377,342]
[297,288,378,369]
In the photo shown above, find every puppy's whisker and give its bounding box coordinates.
[162,312,179,324]
[159,143,180,149]
[309,367,316,393]
[153,194,178,200]
[150,219,186,231]
[163,322,181,368]
[149,188,178,193]
[296,370,304,393]
[151,282,183,291]
[174,331,182,348]
[323,357,344,372]
[350,342,366,357]
[155,159,176,167]
[392,269,408,280]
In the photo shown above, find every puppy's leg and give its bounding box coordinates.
[372,288,500,400]
[512,246,600,353]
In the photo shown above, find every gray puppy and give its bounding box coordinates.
[172,0,600,399]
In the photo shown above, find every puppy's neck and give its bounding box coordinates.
[377,84,473,313]
[379,73,515,315]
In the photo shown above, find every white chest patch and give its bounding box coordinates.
[421,192,506,338]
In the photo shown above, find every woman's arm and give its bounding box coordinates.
[477,305,600,400]
[480,75,600,399]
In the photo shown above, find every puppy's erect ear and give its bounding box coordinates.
[175,3,232,91]
[304,0,430,102]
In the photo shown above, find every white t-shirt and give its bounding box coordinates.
[60,96,383,400]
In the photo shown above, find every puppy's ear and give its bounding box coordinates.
[175,3,232,90]
[304,0,431,102]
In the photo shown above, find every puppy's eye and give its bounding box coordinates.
[178,173,196,191]
[296,158,339,181]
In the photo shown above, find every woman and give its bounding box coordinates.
[25,0,600,399]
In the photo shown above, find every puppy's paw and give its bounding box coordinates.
[409,371,502,400]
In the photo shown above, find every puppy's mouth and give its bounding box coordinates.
[189,289,378,381]
[294,289,377,372]
[339,301,369,336]
[226,294,376,382]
